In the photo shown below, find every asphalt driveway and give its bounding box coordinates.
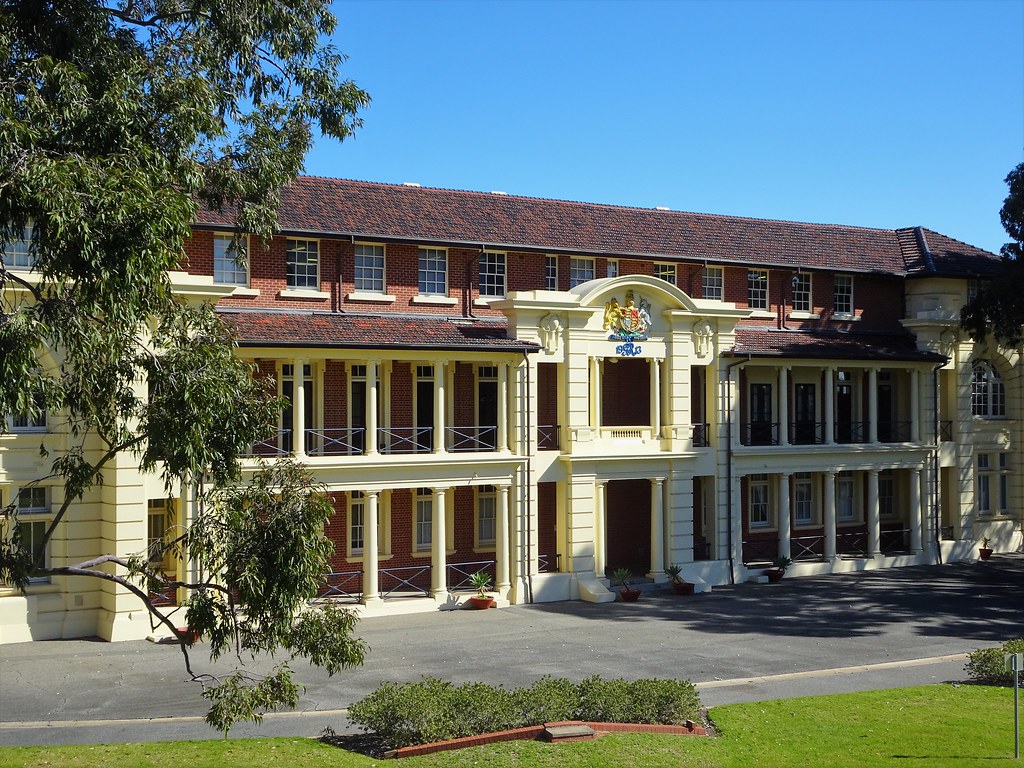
[1,556,1021,745]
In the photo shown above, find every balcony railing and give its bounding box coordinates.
[790,421,825,445]
[880,528,910,554]
[446,559,496,590]
[741,422,779,446]
[446,425,497,452]
[791,534,825,561]
[940,421,953,441]
[741,538,778,565]
[691,422,710,447]
[877,421,912,442]
[836,530,867,556]
[306,428,366,457]
[538,424,560,451]
[834,420,869,444]
[537,552,561,573]
[243,429,292,458]
[378,426,433,454]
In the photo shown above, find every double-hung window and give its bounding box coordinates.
[349,491,366,553]
[971,363,1005,417]
[3,222,34,270]
[794,474,814,525]
[748,270,768,310]
[16,487,50,582]
[10,392,46,432]
[286,239,319,289]
[749,475,771,528]
[569,257,594,288]
[702,266,723,300]
[478,251,506,297]
[544,256,558,290]
[476,486,497,548]
[977,453,1010,515]
[414,488,432,551]
[354,244,386,293]
[213,235,247,286]
[418,248,447,295]
[879,471,896,518]
[654,262,676,284]
[792,273,811,312]
[606,259,619,278]
[834,275,853,315]
[837,473,856,522]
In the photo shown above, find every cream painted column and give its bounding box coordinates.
[362,491,381,605]
[650,358,662,438]
[868,367,878,443]
[433,362,446,454]
[867,470,880,557]
[366,360,379,456]
[909,468,923,553]
[430,487,448,598]
[292,358,307,459]
[824,367,835,444]
[730,474,744,572]
[910,369,921,442]
[590,357,603,430]
[595,480,608,578]
[778,473,792,560]
[497,363,508,450]
[823,471,837,560]
[649,478,665,577]
[496,484,511,592]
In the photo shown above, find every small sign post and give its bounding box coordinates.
[1006,652,1023,759]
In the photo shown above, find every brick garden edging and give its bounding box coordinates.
[384,719,707,758]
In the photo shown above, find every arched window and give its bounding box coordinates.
[972,363,1005,417]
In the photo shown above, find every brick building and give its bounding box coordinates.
[1,177,1017,641]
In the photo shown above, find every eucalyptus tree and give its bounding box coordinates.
[0,0,370,732]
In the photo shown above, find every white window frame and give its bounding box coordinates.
[213,234,248,286]
[606,259,619,278]
[749,475,771,528]
[971,362,1006,418]
[478,251,506,297]
[569,257,594,288]
[15,486,51,583]
[349,491,366,554]
[702,266,723,300]
[792,273,812,313]
[654,262,676,285]
[10,391,46,432]
[147,498,174,570]
[286,238,319,289]
[414,488,432,551]
[3,222,34,270]
[354,243,386,294]
[837,473,857,522]
[545,255,558,290]
[475,486,497,549]
[748,270,768,310]
[879,471,896,519]
[794,473,814,526]
[418,247,448,296]
[977,453,1010,516]
[834,274,854,316]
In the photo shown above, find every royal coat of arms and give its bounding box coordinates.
[603,290,652,341]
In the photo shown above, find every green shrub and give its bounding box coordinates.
[348,675,703,748]
[965,638,1024,685]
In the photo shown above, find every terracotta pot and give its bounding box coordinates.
[765,568,784,583]
[178,627,200,644]
[672,581,694,595]
[468,595,495,610]
[619,588,641,602]
[979,548,993,560]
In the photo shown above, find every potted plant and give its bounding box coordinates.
[979,537,994,560]
[664,564,694,595]
[611,567,641,602]
[467,571,495,609]
[764,556,792,583]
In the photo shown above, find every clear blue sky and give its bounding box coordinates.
[305,0,1024,254]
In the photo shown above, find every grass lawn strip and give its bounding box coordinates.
[0,684,1016,768]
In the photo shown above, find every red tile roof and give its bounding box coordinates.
[197,178,999,276]
[728,328,946,363]
[222,310,538,352]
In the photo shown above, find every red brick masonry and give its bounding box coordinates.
[384,719,707,758]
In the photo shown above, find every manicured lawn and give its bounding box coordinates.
[1,685,1018,768]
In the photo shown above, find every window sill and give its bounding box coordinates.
[347,291,396,303]
[788,311,820,320]
[278,288,330,300]
[832,312,860,321]
[410,548,456,558]
[474,296,506,307]
[346,553,394,563]
[230,286,261,297]
[747,310,776,319]
[472,545,497,554]
[411,294,458,306]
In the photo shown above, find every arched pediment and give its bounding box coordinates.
[571,274,700,313]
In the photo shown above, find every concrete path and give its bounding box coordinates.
[1,557,1021,746]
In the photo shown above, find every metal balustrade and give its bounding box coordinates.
[877,421,912,442]
[305,428,366,456]
[537,424,560,451]
[243,429,292,457]
[836,530,867,556]
[791,534,825,561]
[378,564,431,597]
[313,570,362,602]
[691,423,710,447]
[880,528,910,553]
[790,421,825,445]
[741,422,780,446]
[446,425,498,452]
[537,552,561,573]
[834,421,869,444]
[940,421,953,441]
[446,559,496,590]
[693,540,713,561]
[378,426,433,454]
[940,525,955,541]
[741,538,778,565]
